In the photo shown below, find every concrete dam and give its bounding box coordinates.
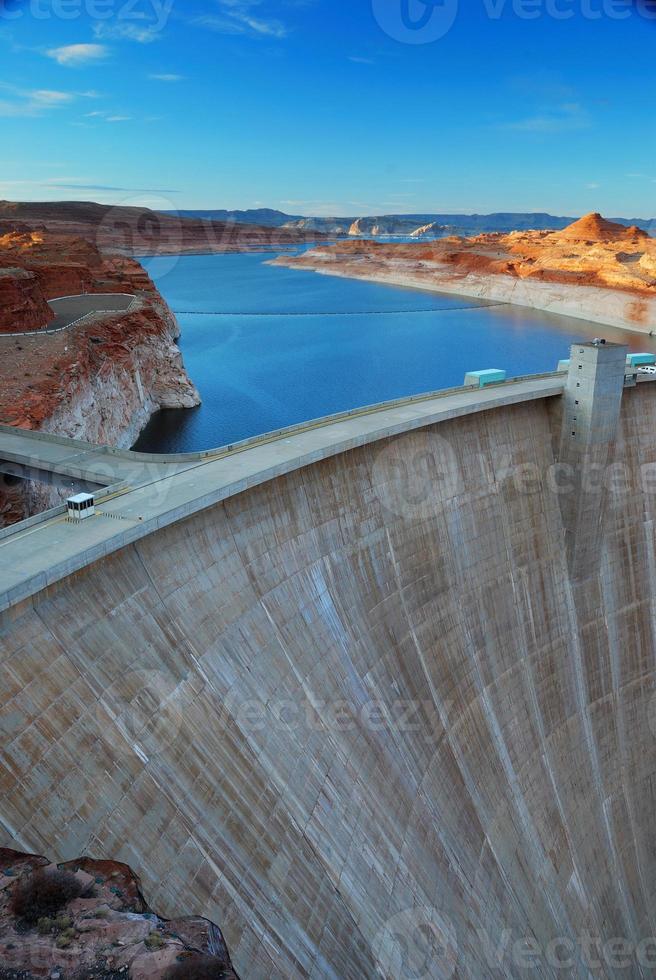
[2,344,656,978]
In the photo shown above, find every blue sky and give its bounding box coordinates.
[1,0,655,216]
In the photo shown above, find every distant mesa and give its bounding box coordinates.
[557,212,650,242]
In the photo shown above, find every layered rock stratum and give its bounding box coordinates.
[0,269,54,333]
[0,200,325,255]
[273,213,656,332]
[0,848,239,979]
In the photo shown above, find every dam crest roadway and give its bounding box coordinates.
[0,372,564,611]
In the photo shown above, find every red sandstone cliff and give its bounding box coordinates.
[0,268,54,332]
[0,229,200,525]
[0,229,152,301]
[0,230,200,439]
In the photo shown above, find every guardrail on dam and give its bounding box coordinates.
[2,349,656,978]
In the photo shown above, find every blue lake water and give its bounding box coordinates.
[134,251,654,453]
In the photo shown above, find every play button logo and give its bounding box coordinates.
[372,0,459,43]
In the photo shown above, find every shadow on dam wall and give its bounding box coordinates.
[2,383,656,978]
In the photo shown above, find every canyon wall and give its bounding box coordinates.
[39,299,199,448]
[0,268,54,333]
[2,384,656,978]
[0,233,200,525]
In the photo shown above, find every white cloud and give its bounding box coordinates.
[148,73,183,81]
[93,23,160,44]
[0,84,78,117]
[500,102,590,134]
[46,43,109,67]
[194,1,288,38]
[31,90,75,106]
[83,109,132,122]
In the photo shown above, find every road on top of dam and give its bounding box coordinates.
[0,372,566,612]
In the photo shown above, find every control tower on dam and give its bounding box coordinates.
[2,347,656,978]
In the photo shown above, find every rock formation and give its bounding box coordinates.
[281,216,353,235]
[409,221,445,238]
[556,212,649,242]
[273,213,656,332]
[0,228,200,526]
[0,200,326,256]
[0,848,239,979]
[348,216,434,237]
[0,269,54,333]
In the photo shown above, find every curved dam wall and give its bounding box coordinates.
[2,380,656,978]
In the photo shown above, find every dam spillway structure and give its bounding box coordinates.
[2,349,656,978]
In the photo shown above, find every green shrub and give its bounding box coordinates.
[55,928,75,949]
[9,869,83,924]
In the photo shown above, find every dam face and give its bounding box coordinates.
[2,367,656,978]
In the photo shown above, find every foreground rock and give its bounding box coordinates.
[273,212,656,333]
[0,849,239,979]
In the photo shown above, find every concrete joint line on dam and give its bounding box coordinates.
[4,364,656,977]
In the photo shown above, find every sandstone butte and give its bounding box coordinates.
[0,848,239,979]
[273,212,656,332]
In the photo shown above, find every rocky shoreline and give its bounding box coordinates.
[272,251,656,334]
[272,213,656,335]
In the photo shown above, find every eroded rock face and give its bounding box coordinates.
[0,849,239,979]
[0,232,150,303]
[0,269,54,333]
[0,229,200,527]
[0,230,200,441]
